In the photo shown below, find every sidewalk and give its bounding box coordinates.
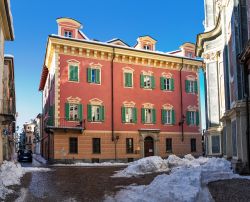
[32,154,47,165]
[208,178,250,202]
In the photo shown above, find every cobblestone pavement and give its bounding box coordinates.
[4,164,162,202]
[208,178,250,202]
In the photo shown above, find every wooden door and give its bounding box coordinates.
[144,136,154,157]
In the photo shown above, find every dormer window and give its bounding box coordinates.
[64,31,72,38]
[143,45,151,50]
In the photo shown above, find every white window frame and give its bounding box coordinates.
[69,103,79,121]
[144,75,152,88]
[189,80,195,93]
[143,45,151,50]
[164,110,171,124]
[145,108,153,124]
[92,105,101,122]
[125,107,133,123]
[164,78,171,90]
[189,111,196,125]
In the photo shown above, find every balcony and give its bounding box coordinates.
[0,99,16,123]
[45,117,85,133]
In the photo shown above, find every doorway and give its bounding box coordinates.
[144,136,154,157]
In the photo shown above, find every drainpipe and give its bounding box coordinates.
[111,47,117,161]
[179,58,184,142]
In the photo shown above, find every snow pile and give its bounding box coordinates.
[53,162,128,167]
[0,161,51,200]
[113,156,169,177]
[106,155,250,202]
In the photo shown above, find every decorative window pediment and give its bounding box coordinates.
[123,101,136,108]
[89,62,103,69]
[66,96,81,104]
[89,98,103,105]
[162,104,174,110]
[141,70,153,76]
[67,59,80,65]
[186,75,196,81]
[122,66,135,73]
[161,72,173,78]
[142,103,154,109]
[187,105,198,111]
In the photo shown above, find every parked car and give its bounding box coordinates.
[17,149,33,162]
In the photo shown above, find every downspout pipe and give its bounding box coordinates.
[179,58,184,142]
[111,48,117,161]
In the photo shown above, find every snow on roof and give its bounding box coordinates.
[78,30,89,40]
[50,35,203,62]
[4,54,14,58]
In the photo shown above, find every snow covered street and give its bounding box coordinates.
[1,155,250,202]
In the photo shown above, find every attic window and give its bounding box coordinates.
[64,31,72,38]
[143,45,151,50]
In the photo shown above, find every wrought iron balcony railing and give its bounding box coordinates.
[45,117,85,131]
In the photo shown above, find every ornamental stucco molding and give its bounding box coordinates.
[202,51,221,63]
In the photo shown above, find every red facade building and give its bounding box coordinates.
[39,18,203,163]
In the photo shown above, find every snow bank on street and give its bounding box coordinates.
[0,161,51,200]
[106,155,250,202]
[53,162,128,167]
[113,156,169,177]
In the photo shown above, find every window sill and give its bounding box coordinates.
[163,124,174,126]
[124,86,133,89]
[123,122,136,125]
[162,90,174,92]
[89,121,103,124]
[67,120,80,122]
[142,88,153,90]
[68,80,80,83]
[89,82,101,85]
[143,123,155,125]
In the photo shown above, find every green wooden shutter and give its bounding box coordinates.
[161,109,166,124]
[128,73,132,87]
[160,77,164,90]
[69,66,74,81]
[194,80,198,93]
[124,73,129,87]
[196,111,199,126]
[78,104,83,121]
[96,69,100,84]
[65,103,70,121]
[121,107,126,123]
[101,106,105,122]
[74,66,79,81]
[87,104,92,121]
[172,109,175,124]
[171,78,174,91]
[151,76,155,89]
[140,75,144,88]
[133,108,137,123]
[152,109,156,124]
[87,68,92,83]
[48,106,54,125]
[185,80,189,93]
[141,108,145,123]
[186,111,190,125]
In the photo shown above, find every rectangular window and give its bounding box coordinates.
[191,138,196,152]
[69,104,79,121]
[126,138,134,154]
[211,135,221,154]
[64,31,72,38]
[162,109,175,125]
[186,80,197,93]
[166,138,172,153]
[92,106,101,122]
[88,105,105,122]
[124,72,133,87]
[144,75,152,88]
[69,65,79,82]
[161,77,174,91]
[145,108,152,123]
[69,137,78,154]
[189,111,196,125]
[92,138,101,154]
[87,68,100,84]
[122,107,137,123]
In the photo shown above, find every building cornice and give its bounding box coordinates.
[195,13,222,57]
[0,0,14,40]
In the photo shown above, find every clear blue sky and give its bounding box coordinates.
[5,0,205,131]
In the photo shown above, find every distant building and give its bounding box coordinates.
[196,0,250,173]
[39,17,203,163]
[23,122,36,153]
[34,114,42,154]
[0,0,15,164]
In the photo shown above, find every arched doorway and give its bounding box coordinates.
[144,136,154,157]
